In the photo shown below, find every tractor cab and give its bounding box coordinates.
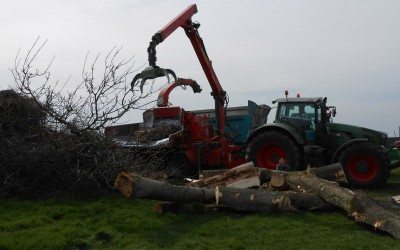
[273,96,331,144]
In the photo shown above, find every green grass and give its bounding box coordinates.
[366,167,400,198]
[0,169,399,249]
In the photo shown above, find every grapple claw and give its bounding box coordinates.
[131,66,177,93]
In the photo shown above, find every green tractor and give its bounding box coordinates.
[246,94,399,187]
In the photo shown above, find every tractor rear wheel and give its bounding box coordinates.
[339,142,390,187]
[246,130,302,170]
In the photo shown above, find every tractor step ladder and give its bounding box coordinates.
[308,146,321,168]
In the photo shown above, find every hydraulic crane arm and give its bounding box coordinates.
[147,5,198,65]
[132,4,227,134]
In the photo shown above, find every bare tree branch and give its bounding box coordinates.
[10,38,166,135]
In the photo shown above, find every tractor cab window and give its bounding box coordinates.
[277,103,316,122]
[277,102,317,141]
[278,104,298,118]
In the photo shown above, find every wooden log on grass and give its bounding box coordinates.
[115,172,331,212]
[214,187,332,212]
[285,172,400,239]
[352,192,400,238]
[115,164,400,238]
[190,162,259,188]
[283,191,334,211]
[154,190,331,214]
[390,195,400,206]
[306,163,347,185]
[115,172,215,203]
[193,162,346,189]
[259,163,347,185]
[269,172,289,190]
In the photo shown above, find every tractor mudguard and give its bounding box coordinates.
[247,123,305,145]
[330,138,368,164]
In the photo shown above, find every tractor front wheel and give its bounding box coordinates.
[339,142,390,187]
[246,131,302,170]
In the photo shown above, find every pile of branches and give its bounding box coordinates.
[0,89,139,198]
[0,39,167,198]
[115,163,400,239]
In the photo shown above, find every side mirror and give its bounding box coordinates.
[326,106,337,118]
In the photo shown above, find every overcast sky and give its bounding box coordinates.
[1,0,399,135]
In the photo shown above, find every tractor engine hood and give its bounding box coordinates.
[327,123,388,147]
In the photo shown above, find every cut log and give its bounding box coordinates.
[270,173,288,190]
[192,162,345,189]
[283,191,333,211]
[214,186,331,212]
[351,192,400,238]
[115,172,331,213]
[390,195,400,206]
[306,163,347,185]
[285,172,400,239]
[190,162,259,188]
[286,174,346,206]
[215,186,294,212]
[114,164,400,238]
[115,172,215,203]
[259,163,346,185]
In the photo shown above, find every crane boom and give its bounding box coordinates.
[134,4,227,134]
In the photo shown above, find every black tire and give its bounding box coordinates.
[338,142,390,188]
[246,130,302,170]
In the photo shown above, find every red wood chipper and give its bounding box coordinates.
[125,4,270,176]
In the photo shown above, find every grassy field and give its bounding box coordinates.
[0,169,399,250]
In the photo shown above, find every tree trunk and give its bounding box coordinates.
[307,163,347,185]
[259,163,346,185]
[215,187,331,212]
[352,192,400,238]
[192,162,345,189]
[285,172,400,239]
[115,172,215,203]
[286,173,349,209]
[115,172,331,213]
[114,163,400,238]
[283,191,334,211]
[215,186,294,212]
